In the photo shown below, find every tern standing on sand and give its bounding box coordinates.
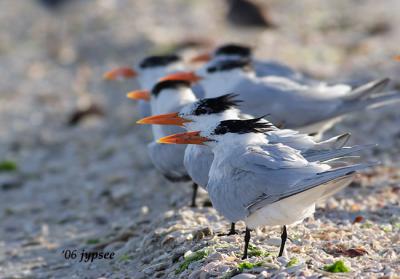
[156,118,374,258]
[138,92,372,189]
[128,80,201,206]
[138,92,372,235]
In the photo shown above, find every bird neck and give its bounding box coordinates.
[138,64,185,89]
[201,70,251,98]
[185,109,241,132]
[151,88,196,115]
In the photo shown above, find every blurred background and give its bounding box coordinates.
[0,0,399,277]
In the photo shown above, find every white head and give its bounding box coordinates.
[213,43,253,61]
[197,59,255,98]
[189,43,253,64]
[136,93,243,134]
[179,94,243,131]
[149,80,197,114]
[103,54,184,90]
[137,55,185,89]
[148,80,197,138]
[155,117,275,149]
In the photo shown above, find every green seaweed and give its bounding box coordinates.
[221,261,264,279]
[286,257,299,267]
[361,221,373,229]
[237,261,263,272]
[118,254,133,261]
[4,208,14,215]
[323,260,350,273]
[175,249,210,274]
[86,238,101,245]
[214,243,233,250]
[247,244,270,257]
[380,225,392,233]
[0,160,17,172]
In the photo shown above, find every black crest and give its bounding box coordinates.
[151,80,191,97]
[213,116,275,135]
[207,58,252,73]
[215,44,252,58]
[193,94,242,115]
[139,55,181,69]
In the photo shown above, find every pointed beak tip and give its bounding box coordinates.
[156,131,208,145]
[160,71,202,83]
[102,73,113,80]
[126,90,150,101]
[156,138,170,144]
[135,112,188,126]
[102,67,137,81]
[189,53,212,63]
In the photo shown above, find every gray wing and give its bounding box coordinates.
[207,144,322,222]
[235,77,395,129]
[184,145,213,189]
[147,141,189,181]
[233,78,342,128]
[254,60,314,85]
[266,129,316,151]
[267,131,372,162]
[227,145,372,217]
[246,163,373,214]
[303,144,375,162]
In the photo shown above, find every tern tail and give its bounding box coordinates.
[248,163,376,214]
[303,144,375,162]
[315,132,351,149]
[293,162,377,202]
[335,78,400,116]
[343,78,390,101]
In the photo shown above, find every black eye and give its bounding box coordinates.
[194,107,207,115]
[194,103,210,115]
[207,66,216,73]
[214,126,228,135]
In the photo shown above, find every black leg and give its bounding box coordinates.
[190,183,198,207]
[242,227,251,260]
[278,225,287,257]
[217,223,238,236]
[228,223,237,235]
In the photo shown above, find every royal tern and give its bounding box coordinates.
[138,92,370,188]
[191,43,311,82]
[156,117,374,258]
[138,92,372,235]
[161,59,397,136]
[103,54,185,117]
[128,79,201,206]
[138,91,372,188]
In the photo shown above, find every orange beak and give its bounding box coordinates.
[103,67,137,80]
[189,52,212,63]
[394,55,400,62]
[157,131,209,145]
[159,71,203,83]
[126,90,150,101]
[137,112,191,126]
